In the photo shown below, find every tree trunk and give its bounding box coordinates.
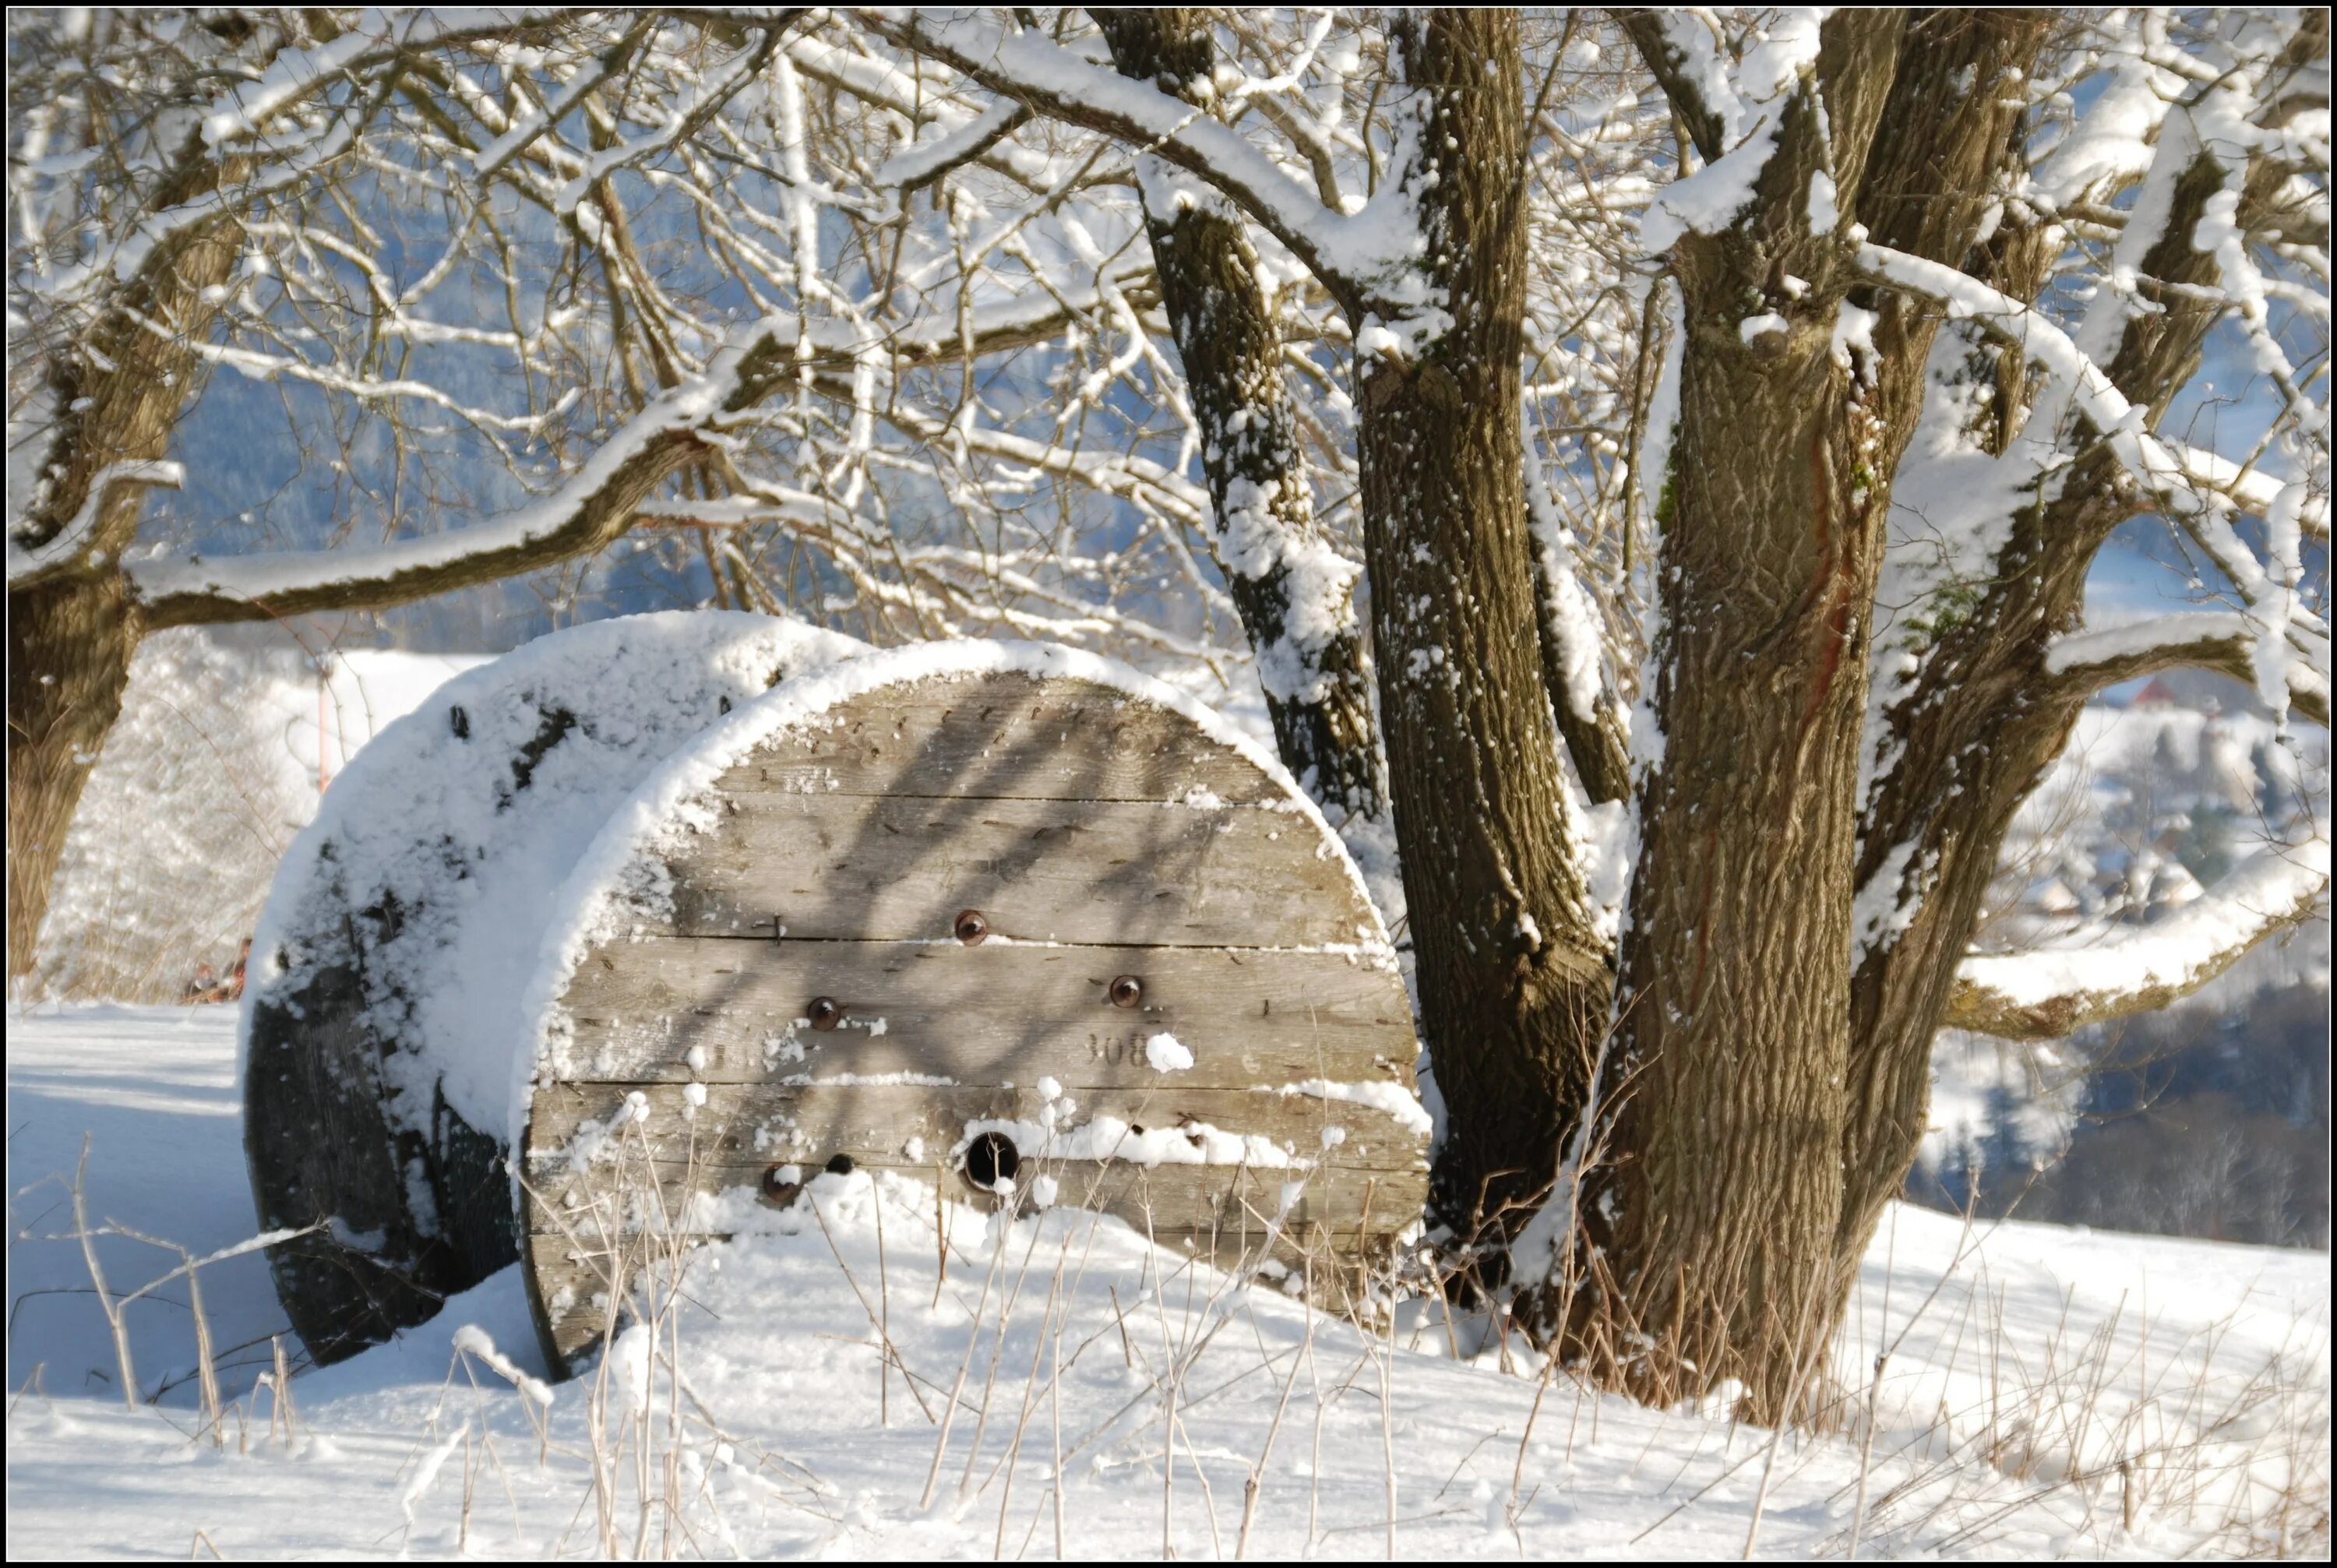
[1354,9,1609,1231]
[6,575,142,981]
[1093,9,1384,820]
[5,127,250,980]
[1580,12,1909,1422]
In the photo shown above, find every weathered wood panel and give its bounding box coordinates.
[660,792,1365,946]
[526,1157,1405,1238]
[552,939,1414,1087]
[524,661,1425,1379]
[720,675,1279,804]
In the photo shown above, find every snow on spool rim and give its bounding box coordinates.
[246,608,869,1122]
[238,610,865,1365]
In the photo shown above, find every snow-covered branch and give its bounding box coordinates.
[131,272,1145,623]
[1949,836,2331,1039]
[1858,238,2327,724]
[2046,613,2332,727]
[856,9,1417,313]
[552,23,795,215]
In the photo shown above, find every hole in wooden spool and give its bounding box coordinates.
[808,996,843,1031]
[953,908,989,945]
[824,1153,855,1176]
[964,1132,1020,1192]
[760,1165,801,1207]
[1109,974,1144,1009]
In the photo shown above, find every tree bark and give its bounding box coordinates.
[7,576,143,982]
[1578,11,1914,1421]
[1352,10,1609,1231]
[1092,9,1385,820]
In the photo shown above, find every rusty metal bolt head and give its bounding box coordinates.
[953,908,989,945]
[808,995,844,1031]
[760,1165,801,1206]
[1109,974,1144,1010]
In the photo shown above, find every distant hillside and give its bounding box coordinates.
[1916,674,2330,1247]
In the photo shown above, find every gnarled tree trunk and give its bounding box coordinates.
[6,136,248,980]
[1580,10,2062,1421]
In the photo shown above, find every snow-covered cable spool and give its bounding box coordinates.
[516,641,1428,1376]
[241,611,864,1365]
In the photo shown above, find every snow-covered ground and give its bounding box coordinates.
[7,1006,2328,1559]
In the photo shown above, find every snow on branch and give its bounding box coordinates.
[1949,835,2330,1040]
[2176,442,2332,540]
[857,9,1419,312]
[195,12,569,148]
[2045,613,2332,727]
[7,461,183,589]
[876,98,1031,190]
[1634,9,1828,252]
[35,111,367,301]
[1856,243,2203,509]
[552,23,792,214]
[1857,240,2326,726]
[128,280,1138,624]
[473,44,626,181]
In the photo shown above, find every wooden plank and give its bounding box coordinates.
[522,1155,1416,1239]
[525,1081,1427,1188]
[552,939,1416,1087]
[720,673,1281,804]
[657,792,1369,946]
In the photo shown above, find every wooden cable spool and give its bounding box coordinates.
[520,646,1426,1376]
[241,612,860,1364]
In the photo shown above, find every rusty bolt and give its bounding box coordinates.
[953,908,989,945]
[808,995,844,1031]
[1109,974,1143,1009]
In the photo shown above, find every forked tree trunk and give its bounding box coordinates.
[1353,9,1609,1231]
[1832,13,2317,1297]
[1578,11,2070,1419]
[1577,12,1909,1421]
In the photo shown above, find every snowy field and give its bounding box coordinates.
[7,1006,2328,1560]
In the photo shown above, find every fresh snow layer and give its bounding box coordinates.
[1276,1077,1436,1137]
[517,640,1397,1153]
[8,1006,2328,1560]
[245,611,862,1144]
